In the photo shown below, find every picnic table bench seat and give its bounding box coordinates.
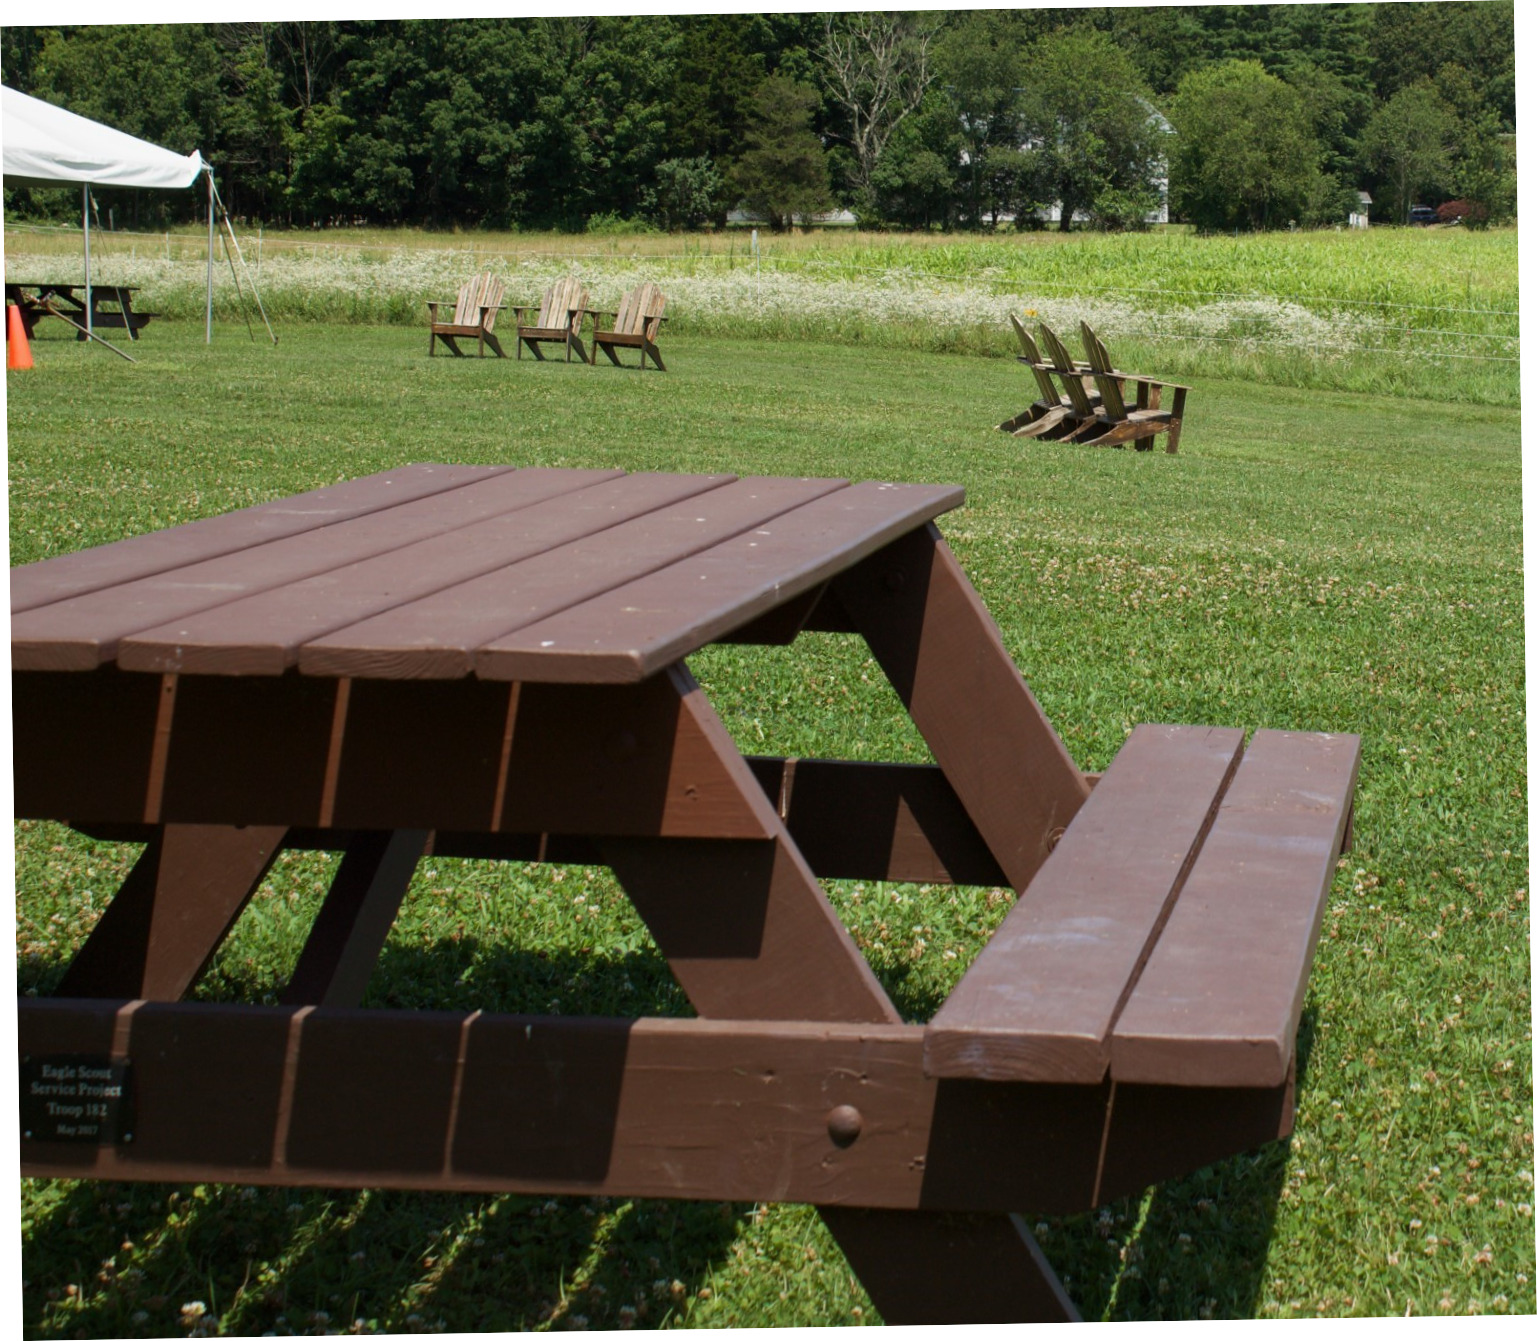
[926,723,1358,1090]
[12,464,1361,1324]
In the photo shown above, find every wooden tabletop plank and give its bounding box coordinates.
[11,463,510,615]
[473,481,967,683]
[923,724,1245,1084]
[116,473,736,676]
[1109,729,1362,1088]
[297,477,851,680]
[11,468,618,672]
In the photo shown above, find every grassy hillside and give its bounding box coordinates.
[7,317,1530,1332]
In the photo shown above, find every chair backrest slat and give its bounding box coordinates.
[538,277,588,331]
[635,282,665,336]
[1080,323,1128,421]
[480,275,504,331]
[1080,321,1114,374]
[1038,323,1096,418]
[1012,315,1061,406]
[613,287,640,335]
[453,272,502,327]
[604,283,666,337]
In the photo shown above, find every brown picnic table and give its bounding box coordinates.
[6,281,155,341]
[13,464,1361,1323]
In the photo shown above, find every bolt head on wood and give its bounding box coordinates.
[826,1104,863,1146]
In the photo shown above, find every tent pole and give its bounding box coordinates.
[206,168,215,344]
[212,178,277,345]
[83,184,93,340]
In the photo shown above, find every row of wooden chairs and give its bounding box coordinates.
[1000,318,1187,452]
[427,274,667,370]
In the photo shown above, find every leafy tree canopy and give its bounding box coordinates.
[731,76,831,231]
[1017,28,1167,231]
[1169,59,1322,232]
[0,12,1516,235]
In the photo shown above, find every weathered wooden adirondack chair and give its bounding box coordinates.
[1030,323,1187,454]
[426,272,506,357]
[1079,322,1189,454]
[513,277,591,363]
[592,283,668,371]
[998,315,1092,438]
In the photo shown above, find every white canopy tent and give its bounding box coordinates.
[2,84,206,190]
[2,85,221,342]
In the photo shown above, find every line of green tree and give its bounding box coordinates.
[1,5,1515,234]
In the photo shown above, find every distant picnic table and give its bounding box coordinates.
[12,465,1360,1323]
[6,280,155,341]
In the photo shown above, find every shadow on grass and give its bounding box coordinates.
[1090,1007,1319,1322]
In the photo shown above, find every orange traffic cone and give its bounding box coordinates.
[7,302,34,370]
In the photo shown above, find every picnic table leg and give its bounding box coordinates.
[599,665,1080,1323]
[599,668,898,1025]
[821,1207,1080,1323]
[56,823,287,1000]
[831,522,1092,893]
[281,828,430,1007]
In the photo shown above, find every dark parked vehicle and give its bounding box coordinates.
[1409,205,1438,225]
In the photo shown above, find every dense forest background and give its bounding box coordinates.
[0,4,1516,234]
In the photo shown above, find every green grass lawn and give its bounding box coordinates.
[7,320,1531,1331]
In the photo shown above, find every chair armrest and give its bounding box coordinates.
[1093,370,1192,392]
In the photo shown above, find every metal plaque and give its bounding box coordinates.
[19,1054,134,1145]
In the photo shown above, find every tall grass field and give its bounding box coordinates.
[5,221,1518,404]
[4,224,1530,1333]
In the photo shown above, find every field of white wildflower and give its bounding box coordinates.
[4,222,1517,403]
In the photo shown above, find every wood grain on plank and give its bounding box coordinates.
[19,1000,1294,1220]
[1109,729,1362,1087]
[474,481,965,683]
[12,468,620,672]
[10,463,514,614]
[71,754,1007,887]
[492,667,777,841]
[923,724,1245,1084]
[118,473,733,675]
[298,476,852,680]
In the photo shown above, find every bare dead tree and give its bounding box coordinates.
[272,21,340,114]
[819,12,939,203]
